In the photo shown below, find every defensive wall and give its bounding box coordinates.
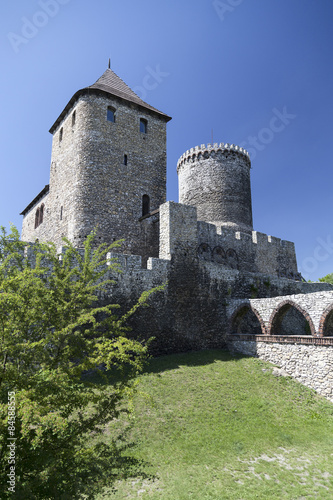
[107,203,333,404]
[227,293,333,401]
[18,65,333,403]
[18,200,333,401]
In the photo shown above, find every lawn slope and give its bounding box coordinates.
[97,350,333,499]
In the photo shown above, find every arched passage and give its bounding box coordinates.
[318,303,333,336]
[230,304,266,335]
[269,300,315,336]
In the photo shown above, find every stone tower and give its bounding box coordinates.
[177,143,253,234]
[21,68,172,255]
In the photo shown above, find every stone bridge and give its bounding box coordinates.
[227,291,333,339]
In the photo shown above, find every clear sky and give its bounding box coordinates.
[1,0,332,281]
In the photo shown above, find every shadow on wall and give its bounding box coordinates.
[229,302,328,336]
[270,303,313,336]
[319,305,333,336]
[230,305,266,335]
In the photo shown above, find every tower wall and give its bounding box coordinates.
[177,143,253,234]
[62,93,167,254]
[23,92,168,254]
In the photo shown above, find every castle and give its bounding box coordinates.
[20,67,333,401]
[21,66,299,279]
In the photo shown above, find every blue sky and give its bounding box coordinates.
[1,0,332,280]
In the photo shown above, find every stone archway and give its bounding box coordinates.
[318,303,333,336]
[230,304,266,335]
[268,300,315,336]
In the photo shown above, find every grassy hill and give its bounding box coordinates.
[96,350,333,499]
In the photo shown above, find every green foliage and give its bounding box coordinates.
[319,272,333,285]
[0,225,160,499]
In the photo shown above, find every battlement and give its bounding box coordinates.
[197,220,298,277]
[177,143,251,172]
[9,242,169,277]
[157,201,298,279]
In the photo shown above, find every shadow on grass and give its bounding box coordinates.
[143,348,248,375]
[86,349,249,385]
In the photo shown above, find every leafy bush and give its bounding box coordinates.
[0,226,160,499]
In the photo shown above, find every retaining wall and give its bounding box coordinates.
[228,337,333,403]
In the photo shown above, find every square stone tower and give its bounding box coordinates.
[21,68,171,255]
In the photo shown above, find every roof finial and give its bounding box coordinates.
[108,58,111,69]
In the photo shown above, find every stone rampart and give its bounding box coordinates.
[177,142,250,170]
[197,222,298,277]
[228,339,333,403]
[159,200,298,278]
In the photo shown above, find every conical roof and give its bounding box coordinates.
[50,68,171,133]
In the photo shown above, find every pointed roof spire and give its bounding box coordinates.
[49,67,171,133]
[108,58,111,69]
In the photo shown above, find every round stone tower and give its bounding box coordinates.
[177,143,253,233]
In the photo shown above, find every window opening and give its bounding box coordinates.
[142,195,150,216]
[140,118,147,134]
[59,127,63,142]
[39,204,44,224]
[35,208,40,229]
[107,106,116,123]
[72,110,76,126]
[124,154,128,166]
[34,204,45,228]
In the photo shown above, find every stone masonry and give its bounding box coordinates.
[21,69,171,260]
[19,66,333,402]
[228,340,333,403]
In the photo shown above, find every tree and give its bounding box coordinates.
[0,226,160,499]
[319,273,333,285]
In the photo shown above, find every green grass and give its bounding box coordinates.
[95,350,333,499]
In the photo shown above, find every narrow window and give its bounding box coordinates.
[142,195,150,216]
[124,154,128,166]
[140,118,148,134]
[107,106,116,123]
[35,208,40,229]
[60,206,63,220]
[72,110,76,126]
[59,127,63,142]
[39,204,44,225]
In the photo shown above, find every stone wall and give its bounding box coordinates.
[177,143,253,234]
[228,291,333,335]
[197,221,298,277]
[21,189,50,242]
[228,339,333,403]
[21,92,168,259]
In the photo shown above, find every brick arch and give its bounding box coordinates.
[229,303,267,335]
[268,300,316,336]
[318,302,333,336]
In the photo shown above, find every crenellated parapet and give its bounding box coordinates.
[196,219,299,279]
[10,243,170,291]
[177,143,251,172]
